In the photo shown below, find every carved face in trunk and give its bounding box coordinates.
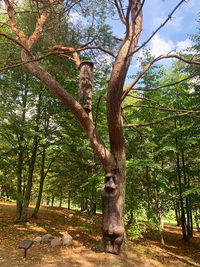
[101,173,124,254]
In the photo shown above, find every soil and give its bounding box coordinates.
[0,201,200,267]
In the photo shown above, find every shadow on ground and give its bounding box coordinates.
[0,201,200,267]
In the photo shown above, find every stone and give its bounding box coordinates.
[33,236,42,243]
[51,238,62,247]
[109,258,120,265]
[41,234,52,244]
[62,233,72,246]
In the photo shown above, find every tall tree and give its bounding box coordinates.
[1,0,200,254]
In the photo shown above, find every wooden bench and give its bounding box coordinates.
[18,240,34,258]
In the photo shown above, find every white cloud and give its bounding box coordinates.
[69,12,82,24]
[176,38,192,52]
[150,34,175,57]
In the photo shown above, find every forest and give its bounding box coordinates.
[0,0,200,264]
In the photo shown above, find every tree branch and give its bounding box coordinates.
[0,51,67,72]
[124,104,183,113]
[128,0,186,57]
[95,94,107,129]
[122,114,143,139]
[50,44,116,66]
[28,2,52,49]
[132,75,195,92]
[0,32,31,56]
[50,45,81,68]
[123,109,200,128]
[20,49,115,172]
[122,54,200,101]
[126,94,185,112]
[114,0,126,25]
[4,0,28,46]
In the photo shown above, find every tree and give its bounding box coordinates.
[1,0,200,254]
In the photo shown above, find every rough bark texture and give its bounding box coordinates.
[79,61,93,114]
[102,0,143,254]
[101,173,125,254]
[16,89,27,220]
[20,94,41,222]
[32,148,46,218]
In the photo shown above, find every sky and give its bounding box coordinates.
[110,0,199,55]
[108,0,200,71]
[1,0,199,73]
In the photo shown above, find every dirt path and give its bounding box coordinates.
[0,201,200,266]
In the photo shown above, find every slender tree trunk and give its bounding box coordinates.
[20,137,39,222]
[195,208,200,232]
[31,148,46,218]
[16,152,23,220]
[20,94,41,222]
[68,192,71,210]
[16,89,27,221]
[176,150,187,240]
[181,150,193,239]
[154,186,165,245]
[51,196,54,206]
[173,199,181,226]
[93,201,96,215]
[59,194,62,208]
[146,169,151,220]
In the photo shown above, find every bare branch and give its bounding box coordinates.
[114,0,126,25]
[122,114,143,139]
[126,94,185,112]
[85,46,116,58]
[28,0,64,49]
[0,32,31,55]
[4,0,28,46]
[124,104,182,113]
[50,44,116,68]
[0,49,79,73]
[123,109,200,128]
[50,45,81,68]
[132,75,195,92]
[128,0,186,57]
[95,94,107,129]
[64,0,82,13]
[122,54,200,101]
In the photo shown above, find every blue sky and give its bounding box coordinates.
[106,0,200,79]
[109,0,199,56]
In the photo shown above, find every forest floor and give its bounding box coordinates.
[0,201,200,267]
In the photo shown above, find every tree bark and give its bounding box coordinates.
[176,149,187,240]
[68,192,71,210]
[20,94,41,222]
[101,1,142,254]
[31,148,46,218]
[51,196,54,206]
[155,186,165,245]
[16,88,27,221]
[173,199,181,226]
